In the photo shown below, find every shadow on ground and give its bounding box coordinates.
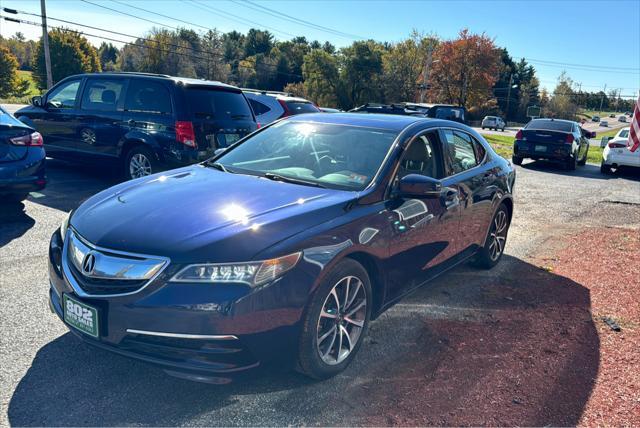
[8,255,599,426]
[0,202,35,248]
[521,159,640,181]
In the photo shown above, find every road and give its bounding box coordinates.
[1,156,639,426]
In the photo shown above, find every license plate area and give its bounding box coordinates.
[535,145,547,152]
[63,294,99,338]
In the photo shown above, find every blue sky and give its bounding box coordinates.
[1,0,638,95]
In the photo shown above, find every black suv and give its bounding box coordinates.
[16,72,257,180]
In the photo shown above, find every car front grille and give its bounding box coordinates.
[63,229,169,297]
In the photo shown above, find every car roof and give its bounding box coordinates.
[285,112,428,132]
[64,72,240,90]
[243,90,311,103]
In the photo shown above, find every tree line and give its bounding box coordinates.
[1,28,635,119]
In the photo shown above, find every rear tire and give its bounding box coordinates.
[123,145,158,180]
[297,259,372,380]
[1,192,29,203]
[600,162,612,174]
[565,153,577,171]
[512,155,523,166]
[473,204,510,269]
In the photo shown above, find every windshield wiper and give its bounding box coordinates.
[263,172,327,188]
[206,162,231,173]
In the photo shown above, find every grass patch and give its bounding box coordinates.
[482,134,514,159]
[587,145,604,165]
[595,127,626,139]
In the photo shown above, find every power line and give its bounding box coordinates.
[109,0,210,31]
[230,0,364,40]
[78,0,179,30]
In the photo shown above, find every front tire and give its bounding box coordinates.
[473,204,510,269]
[124,145,157,180]
[297,259,372,380]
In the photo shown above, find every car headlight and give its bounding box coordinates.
[171,252,301,286]
[60,211,71,243]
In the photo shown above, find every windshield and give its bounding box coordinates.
[186,88,253,120]
[216,121,398,190]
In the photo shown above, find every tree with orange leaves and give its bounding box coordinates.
[428,29,501,109]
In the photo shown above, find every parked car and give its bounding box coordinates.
[481,115,506,131]
[0,105,46,203]
[609,113,615,118]
[349,103,424,116]
[600,120,609,127]
[512,118,590,170]
[592,115,600,122]
[403,102,467,124]
[48,113,515,383]
[601,127,639,173]
[619,115,627,123]
[16,72,257,180]
[625,111,632,116]
[243,89,320,126]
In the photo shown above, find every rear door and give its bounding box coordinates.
[184,87,257,152]
[76,77,127,158]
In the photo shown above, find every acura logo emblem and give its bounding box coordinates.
[82,252,96,275]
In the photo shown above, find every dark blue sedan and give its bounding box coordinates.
[48,113,515,382]
[0,106,46,202]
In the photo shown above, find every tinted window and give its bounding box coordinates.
[80,79,124,111]
[442,130,478,175]
[526,119,573,132]
[186,88,252,120]
[285,101,320,115]
[249,99,271,115]
[125,79,172,114]
[217,121,398,190]
[398,133,442,179]
[46,80,80,109]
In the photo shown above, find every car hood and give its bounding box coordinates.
[71,166,356,262]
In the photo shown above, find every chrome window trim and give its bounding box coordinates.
[61,228,171,298]
[125,329,238,340]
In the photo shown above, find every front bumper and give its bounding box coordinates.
[48,229,319,380]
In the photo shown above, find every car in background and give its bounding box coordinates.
[48,113,515,383]
[609,113,615,118]
[481,115,506,131]
[625,111,632,116]
[619,115,627,123]
[600,120,609,127]
[403,102,467,124]
[16,72,257,181]
[243,89,320,126]
[319,107,342,113]
[592,115,600,122]
[512,118,590,170]
[0,105,46,203]
[350,103,425,116]
[601,127,639,173]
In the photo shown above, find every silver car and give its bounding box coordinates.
[481,115,506,131]
[243,89,320,126]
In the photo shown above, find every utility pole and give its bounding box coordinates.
[598,84,607,114]
[40,0,53,89]
[505,74,513,123]
[419,47,433,104]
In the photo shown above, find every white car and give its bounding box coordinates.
[243,89,320,126]
[619,115,627,123]
[481,115,506,131]
[601,127,639,173]
[600,120,609,127]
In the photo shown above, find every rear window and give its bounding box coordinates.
[285,101,320,115]
[619,130,629,138]
[186,88,253,120]
[432,107,464,121]
[526,120,573,132]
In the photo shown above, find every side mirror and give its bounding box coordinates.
[214,148,227,156]
[31,96,43,107]
[397,174,442,197]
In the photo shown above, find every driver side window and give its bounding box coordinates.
[46,80,81,109]
[397,132,442,180]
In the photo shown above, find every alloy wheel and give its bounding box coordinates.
[488,210,508,261]
[129,153,152,178]
[316,275,367,365]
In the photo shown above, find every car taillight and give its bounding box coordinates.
[608,142,628,149]
[277,99,292,117]
[515,130,523,140]
[175,121,196,148]
[256,123,261,129]
[10,131,43,146]
[565,134,574,144]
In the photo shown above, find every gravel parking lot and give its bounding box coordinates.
[1,158,639,426]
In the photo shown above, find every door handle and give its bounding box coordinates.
[440,187,459,209]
